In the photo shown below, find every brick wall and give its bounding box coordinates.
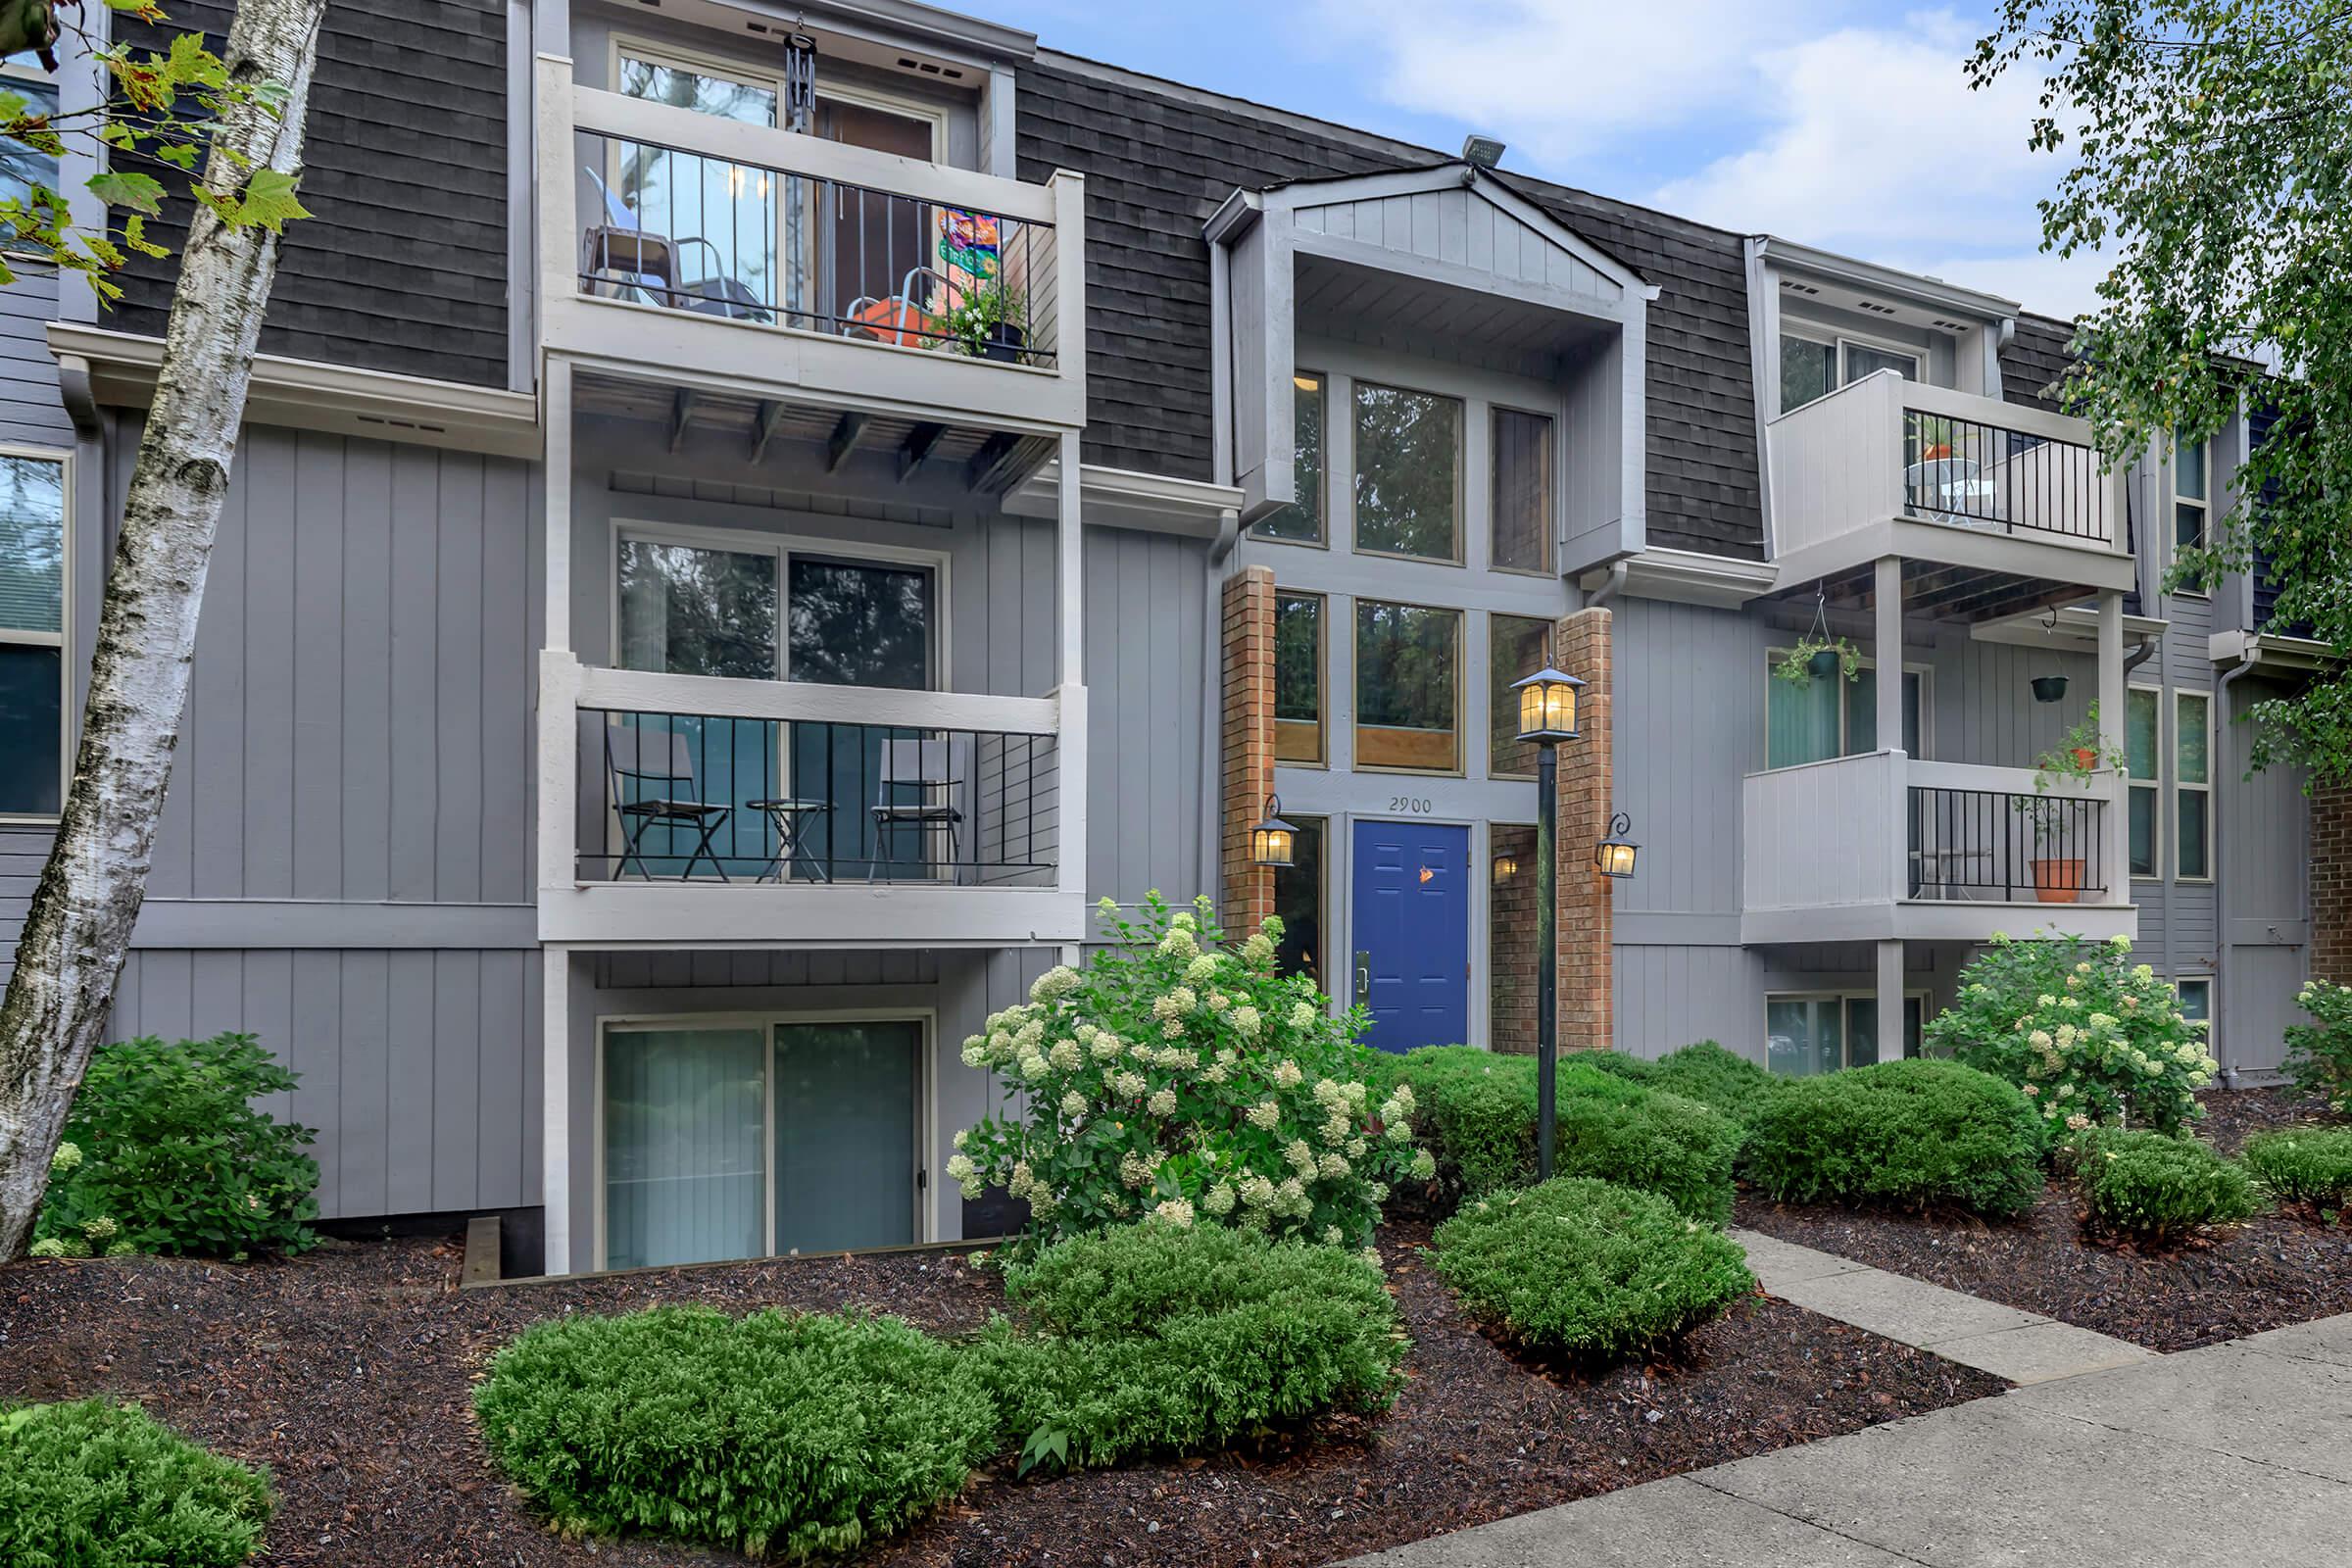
[1220,566,1277,935]
[1490,823,1540,1054]
[1554,608,1615,1054]
[2318,784,2352,983]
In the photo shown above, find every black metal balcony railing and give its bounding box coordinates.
[1907,785,2109,904]
[1901,409,2112,546]
[573,129,1058,368]
[579,709,1057,886]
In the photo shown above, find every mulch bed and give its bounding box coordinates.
[0,1219,2000,1568]
[1738,1087,2352,1355]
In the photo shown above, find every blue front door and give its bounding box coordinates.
[1351,820,1470,1053]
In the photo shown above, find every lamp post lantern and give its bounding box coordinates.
[1510,666,1584,1182]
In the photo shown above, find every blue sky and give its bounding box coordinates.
[981,0,2107,317]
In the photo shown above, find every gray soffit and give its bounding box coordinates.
[1754,234,2020,326]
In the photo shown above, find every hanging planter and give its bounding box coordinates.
[2031,674,2070,704]
[1773,589,1864,688]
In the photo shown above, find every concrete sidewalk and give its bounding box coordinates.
[1348,1314,2352,1567]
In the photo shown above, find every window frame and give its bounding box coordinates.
[1778,324,1923,415]
[0,63,60,264]
[1349,377,1466,566]
[1763,988,1933,1076]
[2172,976,2214,1056]
[2125,680,2163,882]
[0,444,71,824]
[2170,430,2211,600]
[1487,402,1555,577]
[592,1007,935,1272]
[1351,596,1465,777]
[1271,587,1326,767]
[1250,368,1329,548]
[609,32,949,154]
[1488,611,1555,781]
[1760,648,1935,767]
[2174,688,2213,883]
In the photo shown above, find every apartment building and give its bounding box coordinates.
[0,0,2331,1276]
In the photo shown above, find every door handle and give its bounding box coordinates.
[1353,950,1371,1004]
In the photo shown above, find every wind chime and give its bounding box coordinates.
[779,29,817,324]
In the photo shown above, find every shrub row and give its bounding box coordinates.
[1740,1059,2046,1218]
[2241,1128,2352,1213]
[2069,1129,2258,1246]
[1,1398,273,1567]
[476,1222,1406,1560]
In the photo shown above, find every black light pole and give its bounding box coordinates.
[1510,666,1584,1183]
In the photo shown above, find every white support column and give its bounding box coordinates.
[540,944,571,1276]
[1057,428,1083,687]
[1055,428,1089,909]
[2097,588,2128,901]
[1876,939,1906,1064]
[543,355,573,654]
[1875,556,1903,756]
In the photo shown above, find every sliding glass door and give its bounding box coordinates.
[602,1017,923,1269]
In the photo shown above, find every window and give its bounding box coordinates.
[1271,814,1326,985]
[2171,433,2211,596]
[1489,612,1553,778]
[2175,977,2212,1053]
[0,78,59,252]
[1353,382,1462,562]
[1354,600,1460,773]
[1254,372,1326,544]
[0,452,66,817]
[1490,407,1552,573]
[2126,686,2160,879]
[2176,691,2211,880]
[1779,332,1921,413]
[616,531,937,687]
[612,45,781,311]
[1764,655,1923,768]
[1767,993,1926,1077]
[1490,822,1540,1053]
[1272,591,1324,764]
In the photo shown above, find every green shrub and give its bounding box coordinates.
[1923,935,2216,1134]
[1740,1059,2044,1217]
[0,1398,273,1567]
[1384,1047,1739,1223]
[953,894,1433,1254]
[1581,1051,1660,1085]
[1430,1178,1754,1363]
[2241,1128,2352,1213]
[1649,1041,1782,1124]
[969,1221,1406,1472]
[35,1034,319,1259]
[2283,978,2352,1113]
[474,1306,995,1560]
[2074,1130,2259,1246]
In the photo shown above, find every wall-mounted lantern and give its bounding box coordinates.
[1595,812,1640,879]
[1492,853,1519,885]
[1249,795,1297,868]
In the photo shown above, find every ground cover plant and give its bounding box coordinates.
[474,1304,996,1560]
[2240,1127,2352,1216]
[0,1396,275,1567]
[1923,935,2215,1134]
[1740,1059,2043,1217]
[2070,1129,2259,1248]
[1430,1178,1754,1363]
[953,895,1434,1253]
[2283,978,2352,1113]
[32,1033,320,1260]
[1377,1046,1738,1222]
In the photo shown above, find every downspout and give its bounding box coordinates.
[2213,648,2259,1086]
[1583,559,1628,611]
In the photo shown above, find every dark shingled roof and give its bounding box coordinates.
[1015,57,1765,561]
[2000,312,2081,413]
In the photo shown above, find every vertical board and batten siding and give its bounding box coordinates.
[1084,526,1212,905]
[1291,189,1623,305]
[111,948,540,1221]
[114,0,509,386]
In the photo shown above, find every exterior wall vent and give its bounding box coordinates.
[1932,318,1972,332]
[1854,299,1898,317]
[1780,279,1821,296]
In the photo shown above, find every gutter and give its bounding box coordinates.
[2212,650,2259,1085]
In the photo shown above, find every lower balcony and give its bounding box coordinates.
[1740,752,2136,945]
[537,657,1087,947]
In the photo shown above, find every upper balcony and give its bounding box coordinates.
[533,54,1086,444]
[1766,372,2137,621]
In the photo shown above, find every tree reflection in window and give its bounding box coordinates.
[1355,600,1459,771]
[1353,382,1461,561]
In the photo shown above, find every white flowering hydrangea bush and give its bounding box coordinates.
[1921,934,2216,1135]
[2282,977,2352,1113]
[952,893,1434,1253]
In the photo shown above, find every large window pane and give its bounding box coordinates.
[1273,591,1323,763]
[1845,669,1923,756]
[1767,998,1839,1077]
[2126,689,2160,779]
[1766,660,1840,768]
[1490,613,1552,777]
[0,80,58,245]
[1491,408,1552,573]
[2129,789,2156,879]
[1844,343,1918,382]
[612,55,778,310]
[617,538,778,679]
[786,558,932,690]
[0,454,64,634]
[1353,383,1461,561]
[1355,601,1460,772]
[1271,815,1325,985]
[2176,693,2209,785]
[1254,372,1326,543]
[2178,789,2210,879]
[2176,437,2207,502]
[773,1021,917,1253]
[1781,335,1835,412]
[603,1027,767,1270]
[0,642,61,814]
[1846,998,1881,1069]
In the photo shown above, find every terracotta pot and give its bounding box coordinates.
[2070,747,2099,771]
[2032,858,2086,905]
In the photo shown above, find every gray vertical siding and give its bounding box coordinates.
[111,947,541,1221]
[1085,526,1212,903]
[0,273,71,446]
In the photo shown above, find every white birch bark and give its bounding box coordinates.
[0,0,328,1258]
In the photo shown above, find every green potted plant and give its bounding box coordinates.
[1772,631,1861,687]
[942,279,1027,363]
[2015,703,2126,904]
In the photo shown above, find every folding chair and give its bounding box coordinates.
[867,735,962,882]
[606,722,734,882]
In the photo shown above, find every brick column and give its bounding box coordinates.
[1554,607,1614,1054]
[2317,783,2352,983]
[1220,565,1277,935]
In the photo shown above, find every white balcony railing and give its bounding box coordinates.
[534,54,1087,431]
[1768,373,2129,563]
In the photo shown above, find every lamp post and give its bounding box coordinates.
[1510,665,1583,1182]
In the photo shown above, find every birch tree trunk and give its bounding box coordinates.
[0,0,328,1258]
